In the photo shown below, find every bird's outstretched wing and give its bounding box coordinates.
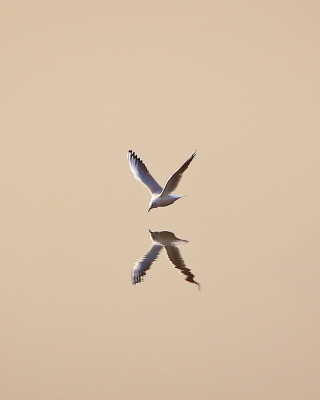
[161,151,196,196]
[128,150,163,194]
[164,244,200,289]
[132,245,163,284]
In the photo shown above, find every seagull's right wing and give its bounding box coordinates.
[161,151,196,195]
[164,244,200,289]
[128,150,163,194]
[132,244,163,284]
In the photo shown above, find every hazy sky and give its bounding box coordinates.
[1,2,320,399]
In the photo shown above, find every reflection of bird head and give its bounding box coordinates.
[148,230,188,246]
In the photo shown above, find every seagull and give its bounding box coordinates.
[127,150,196,211]
[132,230,200,290]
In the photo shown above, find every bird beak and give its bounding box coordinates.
[148,207,151,212]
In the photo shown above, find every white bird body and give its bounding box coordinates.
[127,150,196,211]
[150,193,184,208]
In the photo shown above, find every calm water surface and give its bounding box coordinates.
[2,2,320,399]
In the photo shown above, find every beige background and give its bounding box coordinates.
[1,1,320,399]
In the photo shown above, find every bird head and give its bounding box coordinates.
[148,200,158,212]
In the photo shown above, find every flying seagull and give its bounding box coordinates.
[127,150,196,211]
[132,230,200,289]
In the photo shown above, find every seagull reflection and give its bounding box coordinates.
[132,230,200,290]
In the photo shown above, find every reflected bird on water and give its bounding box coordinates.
[132,230,200,290]
[127,150,196,211]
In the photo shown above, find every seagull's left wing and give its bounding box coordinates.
[161,151,196,196]
[132,244,163,284]
[128,150,163,195]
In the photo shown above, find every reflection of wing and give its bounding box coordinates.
[161,151,196,195]
[128,150,163,194]
[164,244,200,289]
[132,245,163,284]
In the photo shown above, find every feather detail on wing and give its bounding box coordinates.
[164,244,200,289]
[161,151,196,196]
[132,245,163,284]
[128,150,163,194]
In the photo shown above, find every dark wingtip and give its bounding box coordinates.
[128,150,138,160]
